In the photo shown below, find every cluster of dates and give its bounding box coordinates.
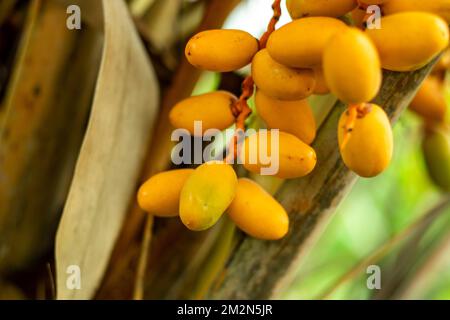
[137,0,450,240]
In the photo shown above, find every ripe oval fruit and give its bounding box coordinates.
[323,28,381,104]
[410,76,447,123]
[137,169,194,217]
[180,162,237,231]
[252,49,315,101]
[255,90,316,144]
[383,0,450,23]
[267,17,347,68]
[313,68,330,95]
[366,12,449,72]
[185,29,259,72]
[242,131,317,179]
[422,126,450,192]
[338,104,393,177]
[227,178,289,240]
[286,0,357,19]
[169,91,236,136]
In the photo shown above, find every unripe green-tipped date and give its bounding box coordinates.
[180,162,237,231]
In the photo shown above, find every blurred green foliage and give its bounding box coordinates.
[283,96,450,300]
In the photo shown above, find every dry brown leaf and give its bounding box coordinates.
[55,0,159,300]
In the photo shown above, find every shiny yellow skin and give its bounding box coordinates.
[422,126,450,192]
[137,169,194,217]
[242,131,317,179]
[169,91,236,136]
[185,29,259,72]
[180,162,237,231]
[267,17,347,68]
[313,67,330,95]
[252,49,315,101]
[383,0,450,23]
[286,0,357,19]
[410,76,447,123]
[366,12,449,72]
[338,104,393,177]
[255,90,316,144]
[227,178,289,240]
[323,28,381,104]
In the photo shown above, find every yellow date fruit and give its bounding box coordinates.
[267,17,347,68]
[338,104,393,177]
[255,90,316,144]
[227,178,289,240]
[185,29,259,72]
[252,49,315,101]
[313,67,330,95]
[286,0,357,19]
[242,131,317,179]
[366,12,449,72]
[180,162,237,231]
[323,28,381,104]
[383,0,450,23]
[410,76,447,123]
[422,126,450,192]
[169,91,236,136]
[138,169,194,217]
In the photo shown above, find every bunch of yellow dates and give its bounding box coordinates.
[410,48,450,192]
[138,0,450,240]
